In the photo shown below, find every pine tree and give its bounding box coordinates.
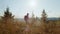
[40,9,48,34]
[41,9,47,23]
[2,7,14,23]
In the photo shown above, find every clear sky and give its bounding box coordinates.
[0,0,60,18]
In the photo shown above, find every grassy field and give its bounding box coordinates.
[0,19,60,34]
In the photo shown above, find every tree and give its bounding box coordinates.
[40,9,48,34]
[0,7,16,34]
[2,7,14,23]
[41,9,47,23]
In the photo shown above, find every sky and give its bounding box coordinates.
[0,0,60,18]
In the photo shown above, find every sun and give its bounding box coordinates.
[28,0,37,8]
[30,1,36,7]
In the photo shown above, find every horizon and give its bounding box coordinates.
[0,0,60,18]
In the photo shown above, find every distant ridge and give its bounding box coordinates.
[47,17,60,20]
[15,17,60,21]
